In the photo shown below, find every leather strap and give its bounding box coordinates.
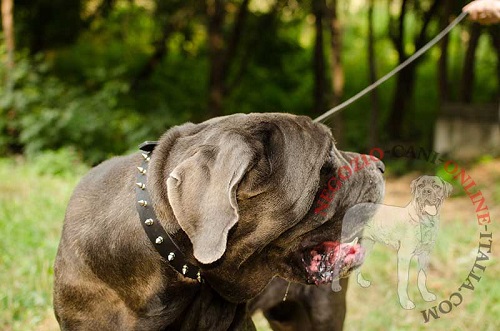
[135,141,202,282]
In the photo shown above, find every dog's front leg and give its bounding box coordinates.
[417,254,436,301]
[396,246,415,309]
[356,238,375,288]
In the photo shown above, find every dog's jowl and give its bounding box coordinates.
[53,113,385,330]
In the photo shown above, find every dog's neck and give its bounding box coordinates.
[114,272,254,330]
[408,200,420,223]
[135,143,202,282]
[158,283,253,330]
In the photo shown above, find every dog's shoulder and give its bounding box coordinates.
[74,154,139,193]
[66,153,141,225]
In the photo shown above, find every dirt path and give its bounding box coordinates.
[384,158,499,232]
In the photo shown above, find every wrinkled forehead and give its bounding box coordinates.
[207,112,326,131]
[417,176,444,187]
[202,113,333,149]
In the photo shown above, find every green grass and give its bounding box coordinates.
[1,156,498,331]
[0,156,87,331]
[339,166,500,331]
[343,219,499,331]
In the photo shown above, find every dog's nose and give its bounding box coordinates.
[371,158,385,174]
[377,161,385,174]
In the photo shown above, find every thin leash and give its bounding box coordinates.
[314,11,469,123]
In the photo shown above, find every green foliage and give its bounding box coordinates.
[477,154,494,164]
[227,12,312,115]
[435,166,467,197]
[27,147,88,177]
[0,50,151,164]
[15,0,82,52]
[0,1,498,164]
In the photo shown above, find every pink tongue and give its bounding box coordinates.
[308,242,339,272]
[424,204,437,215]
[306,240,364,284]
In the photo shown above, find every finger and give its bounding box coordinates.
[462,4,471,13]
[468,11,479,20]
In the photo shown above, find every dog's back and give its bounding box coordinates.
[363,204,420,250]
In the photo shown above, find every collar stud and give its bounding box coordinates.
[135,141,202,283]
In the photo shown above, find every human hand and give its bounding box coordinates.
[463,0,500,25]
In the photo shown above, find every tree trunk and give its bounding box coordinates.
[487,26,500,97]
[206,0,249,119]
[388,64,417,139]
[1,0,15,83]
[460,23,482,104]
[326,0,345,145]
[387,0,409,140]
[131,24,174,90]
[225,0,250,87]
[207,0,226,118]
[328,0,343,107]
[2,0,17,152]
[312,0,327,116]
[438,0,452,103]
[387,0,440,140]
[368,0,379,147]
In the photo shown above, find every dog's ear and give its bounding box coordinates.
[166,136,253,265]
[410,176,422,195]
[441,178,453,197]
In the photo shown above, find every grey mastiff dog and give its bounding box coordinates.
[53,113,385,330]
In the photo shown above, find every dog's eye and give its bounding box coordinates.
[433,185,442,191]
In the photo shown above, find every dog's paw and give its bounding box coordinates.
[331,282,342,292]
[357,275,371,288]
[400,299,415,310]
[421,291,436,302]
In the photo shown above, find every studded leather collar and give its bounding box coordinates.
[135,141,202,282]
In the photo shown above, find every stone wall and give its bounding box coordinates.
[433,103,499,159]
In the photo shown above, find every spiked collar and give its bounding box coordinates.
[135,141,202,282]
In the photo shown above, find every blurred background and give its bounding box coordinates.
[0,0,498,330]
[1,0,498,163]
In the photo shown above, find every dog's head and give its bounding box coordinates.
[410,175,452,217]
[148,113,385,302]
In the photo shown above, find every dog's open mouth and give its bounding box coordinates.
[423,201,438,216]
[302,238,365,285]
